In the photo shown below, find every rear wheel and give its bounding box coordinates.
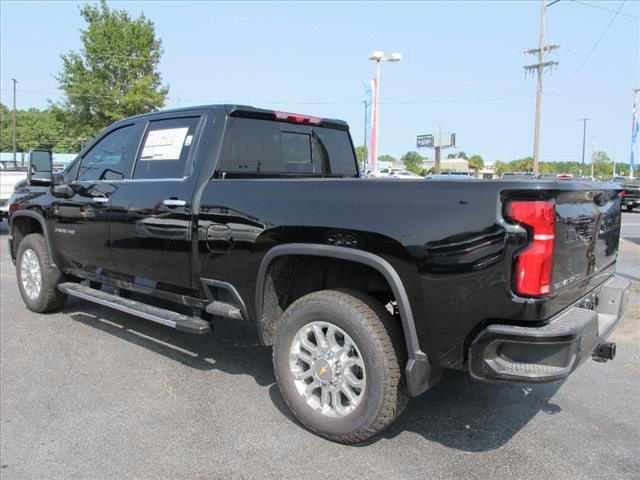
[273,289,407,444]
[625,204,635,211]
[16,233,67,313]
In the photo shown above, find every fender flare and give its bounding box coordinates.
[255,244,439,396]
[256,244,426,358]
[9,210,57,266]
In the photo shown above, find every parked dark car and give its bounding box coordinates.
[535,173,595,181]
[619,177,640,211]
[7,105,630,443]
[500,172,536,180]
[425,172,476,180]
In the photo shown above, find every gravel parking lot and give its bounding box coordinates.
[1,214,639,480]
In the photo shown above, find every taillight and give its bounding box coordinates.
[273,111,322,125]
[9,200,21,215]
[507,200,555,297]
[621,191,627,197]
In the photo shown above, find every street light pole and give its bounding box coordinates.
[373,58,381,176]
[368,51,402,176]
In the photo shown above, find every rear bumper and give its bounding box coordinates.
[469,276,630,383]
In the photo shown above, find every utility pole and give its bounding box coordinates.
[524,0,559,175]
[12,78,17,164]
[590,135,598,179]
[579,118,589,174]
[612,146,617,178]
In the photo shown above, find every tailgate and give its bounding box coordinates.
[552,188,622,297]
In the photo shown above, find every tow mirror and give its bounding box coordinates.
[28,149,53,185]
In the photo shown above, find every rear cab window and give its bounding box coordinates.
[216,116,357,178]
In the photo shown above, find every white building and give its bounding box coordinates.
[420,158,470,173]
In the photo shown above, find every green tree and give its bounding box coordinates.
[447,151,468,159]
[54,0,169,150]
[0,103,70,153]
[467,154,484,173]
[355,145,366,161]
[401,151,423,174]
[354,145,367,171]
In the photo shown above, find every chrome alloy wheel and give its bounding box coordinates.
[289,321,366,417]
[20,248,42,300]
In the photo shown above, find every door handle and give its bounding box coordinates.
[162,199,186,207]
[92,197,109,204]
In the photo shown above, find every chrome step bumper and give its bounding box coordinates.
[469,275,630,383]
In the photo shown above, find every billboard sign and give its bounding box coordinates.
[417,134,434,148]
[434,133,456,148]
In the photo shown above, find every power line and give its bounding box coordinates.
[0,87,537,106]
[559,0,627,90]
[569,0,639,20]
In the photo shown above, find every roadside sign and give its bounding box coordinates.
[417,134,434,148]
[434,133,456,148]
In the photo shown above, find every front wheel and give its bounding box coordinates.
[16,233,67,313]
[273,289,408,444]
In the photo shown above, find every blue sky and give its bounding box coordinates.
[1,1,638,164]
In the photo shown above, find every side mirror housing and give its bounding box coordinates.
[52,184,74,198]
[52,172,66,186]
[28,149,53,185]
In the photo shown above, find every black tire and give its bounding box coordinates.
[16,233,67,313]
[273,289,408,444]
[625,204,634,211]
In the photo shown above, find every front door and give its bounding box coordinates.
[51,123,141,273]
[109,115,202,291]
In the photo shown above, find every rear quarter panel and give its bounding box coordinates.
[196,179,526,369]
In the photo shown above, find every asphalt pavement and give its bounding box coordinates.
[1,213,639,480]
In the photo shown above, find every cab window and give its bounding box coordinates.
[77,125,138,181]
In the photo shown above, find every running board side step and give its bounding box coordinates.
[58,282,211,334]
[205,300,243,320]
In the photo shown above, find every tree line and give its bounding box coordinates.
[1,0,167,154]
[353,146,627,180]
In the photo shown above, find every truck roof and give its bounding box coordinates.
[114,104,350,130]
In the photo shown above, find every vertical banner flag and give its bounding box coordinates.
[631,90,638,176]
[363,80,376,171]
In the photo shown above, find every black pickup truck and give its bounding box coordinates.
[7,105,630,443]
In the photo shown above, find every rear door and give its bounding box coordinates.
[108,114,204,291]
